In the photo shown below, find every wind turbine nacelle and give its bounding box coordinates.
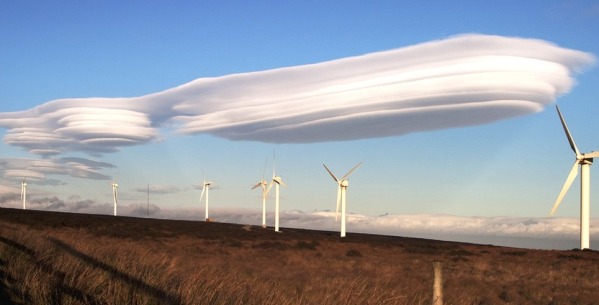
[340,180,349,187]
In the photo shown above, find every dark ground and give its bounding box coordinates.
[1,208,598,305]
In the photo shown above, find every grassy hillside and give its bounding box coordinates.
[0,208,598,305]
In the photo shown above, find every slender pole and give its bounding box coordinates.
[275,182,280,232]
[341,187,346,237]
[147,184,150,218]
[580,162,590,249]
[432,261,444,305]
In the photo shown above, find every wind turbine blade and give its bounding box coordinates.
[261,188,268,200]
[335,186,341,222]
[584,151,599,159]
[556,106,580,156]
[279,179,287,187]
[323,164,339,182]
[550,161,579,216]
[272,150,276,178]
[251,182,262,189]
[341,162,363,181]
[262,158,268,180]
[266,180,274,195]
[200,185,206,203]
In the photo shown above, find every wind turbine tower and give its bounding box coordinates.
[200,179,213,221]
[252,160,270,228]
[111,181,118,216]
[323,162,362,238]
[267,154,285,232]
[550,105,599,249]
[21,178,27,210]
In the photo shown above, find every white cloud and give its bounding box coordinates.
[0,34,594,156]
[0,157,114,184]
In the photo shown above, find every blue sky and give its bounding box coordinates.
[2,1,599,248]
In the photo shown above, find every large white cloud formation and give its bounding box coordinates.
[0,34,594,156]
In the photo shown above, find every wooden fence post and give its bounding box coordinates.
[432,261,443,305]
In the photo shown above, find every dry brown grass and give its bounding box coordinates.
[1,208,598,305]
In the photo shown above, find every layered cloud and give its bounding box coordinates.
[0,34,595,156]
[0,101,162,156]
[0,157,114,183]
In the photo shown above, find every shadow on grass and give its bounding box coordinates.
[0,258,18,305]
[0,236,103,305]
[0,235,181,304]
[47,237,181,304]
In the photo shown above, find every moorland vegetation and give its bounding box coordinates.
[0,208,598,305]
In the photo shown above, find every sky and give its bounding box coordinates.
[2,1,599,249]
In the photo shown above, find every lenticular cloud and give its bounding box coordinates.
[0,34,594,155]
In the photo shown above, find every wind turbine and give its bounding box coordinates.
[111,181,118,216]
[200,170,213,222]
[252,159,269,228]
[323,162,362,238]
[550,105,599,250]
[21,178,27,210]
[267,153,285,232]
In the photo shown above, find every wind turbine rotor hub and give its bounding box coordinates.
[341,180,349,187]
[577,156,594,165]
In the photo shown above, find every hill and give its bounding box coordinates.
[0,208,598,305]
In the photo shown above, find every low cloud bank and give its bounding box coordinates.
[1,194,593,249]
[208,210,598,250]
[0,34,594,157]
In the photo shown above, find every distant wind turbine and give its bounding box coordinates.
[21,177,27,210]
[323,162,362,238]
[550,105,599,250]
[200,170,213,222]
[111,181,118,216]
[267,152,285,232]
[252,159,270,228]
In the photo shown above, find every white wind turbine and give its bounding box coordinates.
[550,105,599,250]
[21,177,27,210]
[267,154,285,232]
[323,162,362,238]
[252,160,270,228]
[111,181,118,216]
[200,170,214,222]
